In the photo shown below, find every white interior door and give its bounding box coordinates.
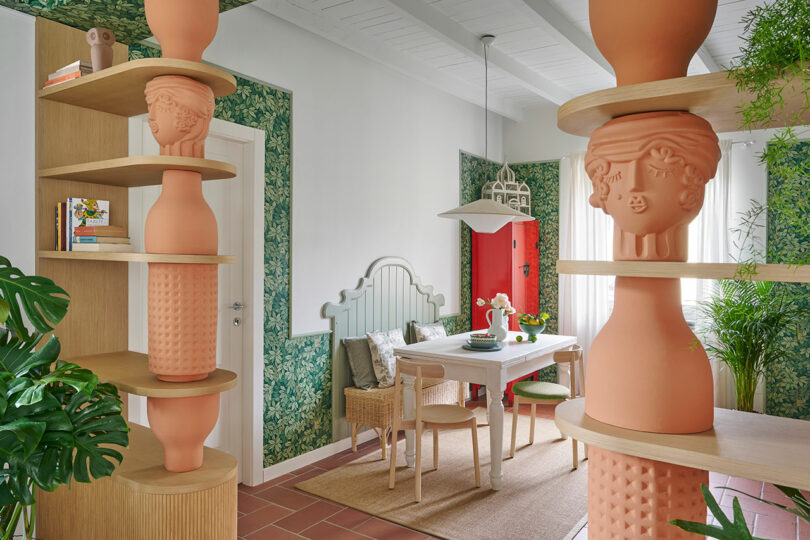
[127,116,255,482]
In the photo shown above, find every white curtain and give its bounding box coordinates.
[558,152,613,390]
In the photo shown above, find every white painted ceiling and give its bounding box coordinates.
[253,0,763,120]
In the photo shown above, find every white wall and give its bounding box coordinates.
[207,5,502,336]
[0,7,35,274]
[503,105,588,163]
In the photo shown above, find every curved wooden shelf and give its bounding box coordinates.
[556,399,810,490]
[38,58,237,117]
[556,260,810,283]
[38,251,236,264]
[557,70,809,136]
[114,423,237,494]
[39,156,237,187]
[67,351,237,398]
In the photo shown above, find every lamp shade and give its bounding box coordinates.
[438,199,534,234]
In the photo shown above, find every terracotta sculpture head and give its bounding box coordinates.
[145,75,215,158]
[585,111,720,261]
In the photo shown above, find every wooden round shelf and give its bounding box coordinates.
[39,156,237,187]
[556,260,810,283]
[38,58,237,117]
[555,399,810,490]
[68,351,238,398]
[39,251,236,264]
[557,70,809,136]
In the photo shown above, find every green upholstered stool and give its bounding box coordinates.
[510,345,587,469]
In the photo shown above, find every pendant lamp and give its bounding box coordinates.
[438,34,535,233]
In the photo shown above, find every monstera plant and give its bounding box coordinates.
[0,256,129,540]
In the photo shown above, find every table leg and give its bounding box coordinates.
[487,387,505,490]
[485,388,492,425]
[403,373,416,468]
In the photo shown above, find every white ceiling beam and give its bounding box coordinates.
[514,0,614,79]
[251,1,524,120]
[695,45,722,73]
[384,0,573,105]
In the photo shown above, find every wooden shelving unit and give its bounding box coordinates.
[39,250,236,264]
[38,57,236,116]
[34,18,239,540]
[556,399,810,490]
[556,260,810,283]
[69,351,238,398]
[39,156,236,187]
[557,70,809,136]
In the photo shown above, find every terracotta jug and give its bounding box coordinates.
[589,0,718,86]
[147,393,220,472]
[144,0,219,62]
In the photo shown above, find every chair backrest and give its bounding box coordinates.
[553,345,585,398]
[392,359,445,425]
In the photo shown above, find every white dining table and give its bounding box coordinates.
[393,330,577,490]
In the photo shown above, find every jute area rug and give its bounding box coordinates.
[296,408,588,540]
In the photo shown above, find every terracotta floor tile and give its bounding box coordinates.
[240,473,297,494]
[354,517,428,539]
[290,464,321,476]
[327,507,373,530]
[237,503,294,536]
[718,504,756,529]
[275,500,344,533]
[300,521,371,540]
[255,486,319,510]
[763,484,794,505]
[799,518,810,539]
[239,491,271,514]
[726,477,763,496]
[279,468,328,489]
[709,472,729,487]
[246,524,304,539]
[754,514,797,539]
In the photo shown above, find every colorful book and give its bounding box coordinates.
[74,225,127,237]
[72,236,130,244]
[48,60,92,79]
[71,243,133,252]
[43,71,83,88]
[55,203,66,251]
[67,198,109,251]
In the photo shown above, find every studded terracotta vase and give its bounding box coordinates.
[590,0,717,86]
[581,3,721,535]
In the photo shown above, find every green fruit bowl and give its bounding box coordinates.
[518,321,546,336]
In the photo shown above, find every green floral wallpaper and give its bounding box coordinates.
[766,141,810,420]
[1,0,253,44]
[456,153,561,383]
[130,43,332,466]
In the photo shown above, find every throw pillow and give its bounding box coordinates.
[342,337,377,390]
[366,329,406,388]
[412,321,447,342]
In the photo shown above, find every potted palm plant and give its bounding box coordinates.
[0,256,129,539]
[699,279,806,412]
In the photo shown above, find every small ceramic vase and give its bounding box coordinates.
[144,0,219,62]
[589,0,718,86]
[147,393,220,472]
[144,76,215,158]
[86,27,115,72]
[486,309,509,342]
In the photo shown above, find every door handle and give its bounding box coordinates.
[522,263,530,278]
[230,302,244,311]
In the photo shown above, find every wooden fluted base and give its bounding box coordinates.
[37,424,237,539]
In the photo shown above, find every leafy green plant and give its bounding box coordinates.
[699,280,807,411]
[730,0,810,271]
[0,256,129,539]
[672,483,810,539]
[671,484,763,539]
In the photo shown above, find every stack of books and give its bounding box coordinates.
[55,198,132,252]
[43,60,93,88]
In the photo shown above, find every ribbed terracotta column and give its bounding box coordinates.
[583,1,720,537]
[143,0,222,472]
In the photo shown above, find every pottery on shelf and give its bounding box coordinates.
[147,393,220,472]
[144,0,219,62]
[585,111,721,262]
[485,309,509,342]
[86,27,115,72]
[144,76,215,158]
[589,0,718,86]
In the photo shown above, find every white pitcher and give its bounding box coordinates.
[486,308,509,342]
